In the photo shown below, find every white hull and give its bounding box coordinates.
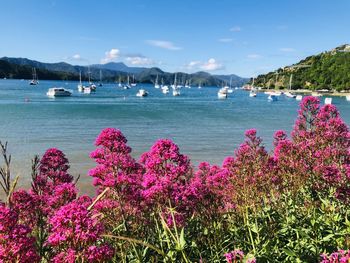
[324,97,332,105]
[136,89,148,97]
[172,89,180,96]
[285,92,296,98]
[249,92,257,97]
[161,86,169,94]
[47,87,72,97]
[296,95,303,101]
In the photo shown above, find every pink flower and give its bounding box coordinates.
[0,205,39,262]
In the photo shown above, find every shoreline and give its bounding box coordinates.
[256,88,350,97]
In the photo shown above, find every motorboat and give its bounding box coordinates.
[324,97,332,105]
[172,88,180,96]
[161,85,169,94]
[296,95,303,101]
[249,91,257,97]
[136,89,148,97]
[284,92,296,98]
[47,87,72,97]
[83,86,92,94]
[218,88,228,99]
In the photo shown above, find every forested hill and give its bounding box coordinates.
[252,44,350,91]
[0,57,248,87]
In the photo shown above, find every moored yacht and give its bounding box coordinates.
[324,97,332,105]
[47,87,72,97]
[161,85,169,94]
[249,90,257,97]
[172,88,180,96]
[136,89,148,97]
[296,95,303,101]
[217,88,228,99]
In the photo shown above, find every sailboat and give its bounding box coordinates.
[124,76,131,89]
[198,81,202,89]
[285,74,296,98]
[154,74,160,89]
[98,70,103,87]
[131,75,137,87]
[118,76,123,88]
[78,71,84,92]
[227,76,234,93]
[172,73,180,96]
[29,68,39,85]
[87,66,96,91]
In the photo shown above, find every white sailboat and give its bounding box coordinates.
[87,66,96,91]
[78,71,84,92]
[154,74,160,89]
[29,68,39,85]
[346,95,350,101]
[172,73,180,96]
[118,76,123,87]
[285,74,296,98]
[98,70,103,87]
[227,76,234,93]
[124,76,131,89]
[198,82,202,89]
[131,75,137,87]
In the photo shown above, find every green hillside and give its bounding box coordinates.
[253,44,350,91]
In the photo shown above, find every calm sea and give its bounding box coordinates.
[0,79,349,194]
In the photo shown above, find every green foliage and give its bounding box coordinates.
[253,45,350,91]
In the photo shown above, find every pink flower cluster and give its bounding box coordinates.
[0,204,39,262]
[48,196,114,262]
[225,249,256,263]
[0,96,348,261]
[320,249,350,263]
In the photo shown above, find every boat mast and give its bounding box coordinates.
[289,74,293,90]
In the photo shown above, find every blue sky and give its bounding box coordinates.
[1,0,349,77]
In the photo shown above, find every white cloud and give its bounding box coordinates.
[186,61,201,70]
[146,40,182,50]
[279,47,296,52]
[125,56,153,65]
[185,59,223,71]
[247,54,262,59]
[200,58,223,71]
[101,48,120,64]
[230,26,241,32]
[72,54,81,60]
[218,38,233,43]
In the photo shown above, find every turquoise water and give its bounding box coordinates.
[0,79,349,193]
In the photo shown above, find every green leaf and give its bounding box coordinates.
[283,248,297,257]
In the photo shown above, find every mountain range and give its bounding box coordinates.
[0,57,248,87]
[252,44,350,91]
